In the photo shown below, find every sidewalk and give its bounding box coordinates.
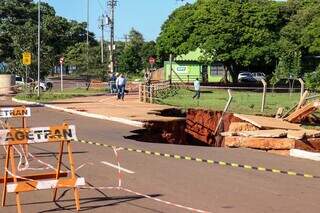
[14,94,185,126]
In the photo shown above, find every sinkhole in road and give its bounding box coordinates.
[125,108,240,147]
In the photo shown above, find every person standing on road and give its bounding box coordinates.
[116,73,127,100]
[109,73,117,94]
[193,78,200,99]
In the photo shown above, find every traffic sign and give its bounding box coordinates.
[59,57,65,65]
[148,56,156,65]
[22,52,31,65]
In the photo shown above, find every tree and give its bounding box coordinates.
[305,64,320,90]
[64,42,107,80]
[278,0,320,65]
[118,28,145,73]
[141,41,157,67]
[156,3,197,58]
[0,0,96,78]
[157,0,284,83]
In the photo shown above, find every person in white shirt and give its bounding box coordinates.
[116,74,127,100]
[193,78,200,99]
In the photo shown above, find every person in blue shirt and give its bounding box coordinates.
[109,73,117,94]
[116,73,127,100]
[193,78,200,99]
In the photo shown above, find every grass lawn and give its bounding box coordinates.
[156,89,303,116]
[15,87,108,102]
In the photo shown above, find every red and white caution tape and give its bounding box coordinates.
[80,146,212,213]
[119,187,211,213]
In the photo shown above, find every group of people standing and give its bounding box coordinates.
[110,73,127,100]
[109,74,201,101]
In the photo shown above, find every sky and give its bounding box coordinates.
[41,0,196,41]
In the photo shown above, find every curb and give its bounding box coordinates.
[12,98,144,128]
[290,149,320,161]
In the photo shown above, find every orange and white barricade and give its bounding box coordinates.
[0,123,85,213]
[0,106,32,158]
[0,106,31,128]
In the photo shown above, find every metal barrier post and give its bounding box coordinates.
[261,79,267,113]
[150,85,153,104]
[298,78,305,100]
[214,89,233,135]
[143,84,147,103]
[169,54,173,85]
[139,83,142,102]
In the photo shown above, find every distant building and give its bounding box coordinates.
[164,48,230,83]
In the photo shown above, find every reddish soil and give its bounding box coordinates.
[185,109,242,147]
[142,109,242,146]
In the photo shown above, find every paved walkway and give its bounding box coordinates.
[44,94,184,122]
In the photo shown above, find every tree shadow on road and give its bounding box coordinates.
[15,192,163,213]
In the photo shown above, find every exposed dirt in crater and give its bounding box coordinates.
[126,108,240,147]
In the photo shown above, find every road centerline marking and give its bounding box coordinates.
[101,161,135,174]
[76,139,320,180]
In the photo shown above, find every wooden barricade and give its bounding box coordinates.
[0,106,31,128]
[0,123,85,213]
[0,106,32,159]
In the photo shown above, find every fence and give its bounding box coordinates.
[138,78,318,117]
[139,81,175,103]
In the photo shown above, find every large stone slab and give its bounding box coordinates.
[224,136,315,151]
[221,129,287,138]
[237,129,287,138]
[228,122,259,132]
[287,130,306,140]
[305,129,320,138]
[233,114,302,130]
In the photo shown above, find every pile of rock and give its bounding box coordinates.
[221,101,320,156]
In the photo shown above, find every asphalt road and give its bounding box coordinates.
[0,97,320,213]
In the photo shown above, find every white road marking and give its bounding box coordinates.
[12,98,144,128]
[101,161,135,174]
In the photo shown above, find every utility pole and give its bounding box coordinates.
[99,15,105,64]
[37,0,41,98]
[86,0,90,74]
[107,0,117,73]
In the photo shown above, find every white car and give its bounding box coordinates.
[15,75,47,91]
[238,72,256,82]
[252,72,266,81]
[238,72,266,82]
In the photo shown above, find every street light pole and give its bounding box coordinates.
[37,0,41,98]
[86,0,89,73]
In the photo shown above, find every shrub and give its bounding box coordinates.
[305,64,320,91]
